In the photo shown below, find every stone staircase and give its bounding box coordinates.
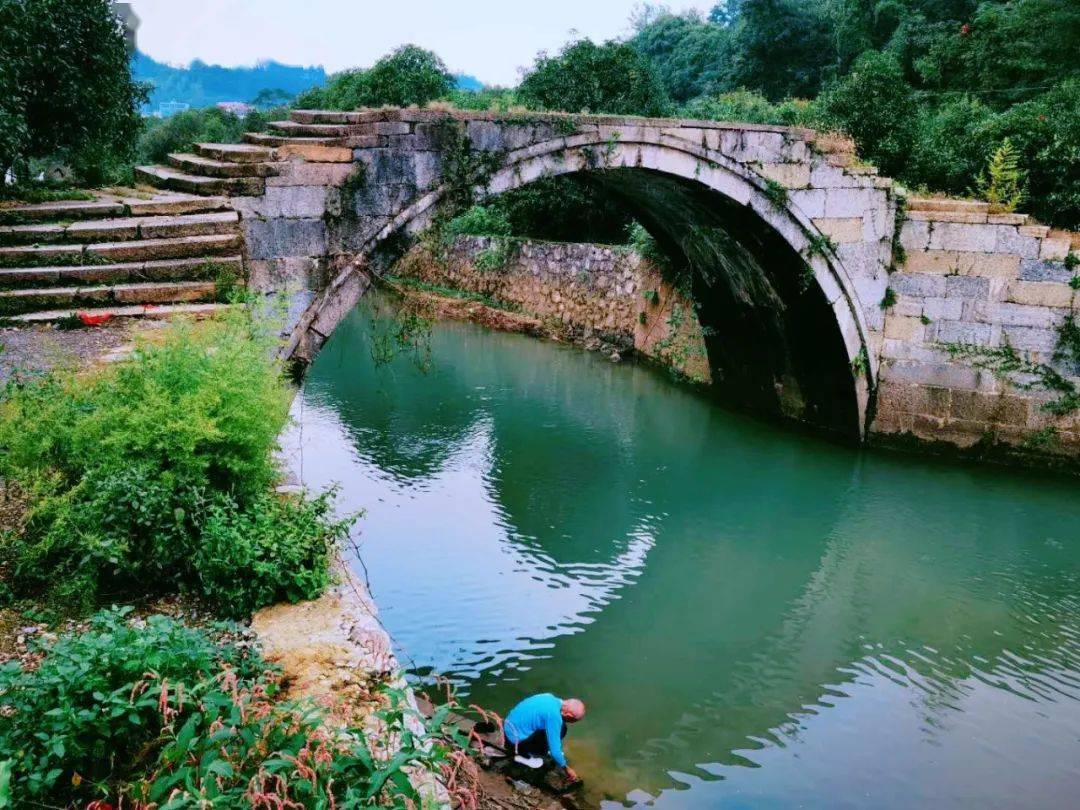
[0,191,243,323]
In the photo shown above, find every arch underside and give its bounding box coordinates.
[305,133,875,438]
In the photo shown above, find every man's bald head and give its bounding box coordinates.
[561,698,586,722]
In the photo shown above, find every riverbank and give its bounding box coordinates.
[0,313,456,807]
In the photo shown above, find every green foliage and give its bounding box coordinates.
[445,86,519,112]
[881,287,898,309]
[0,0,146,185]
[0,608,448,807]
[680,89,821,127]
[0,607,264,803]
[975,138,1027,212]
[1064,252,1079,272]
[518,39,672,117]
[763,178,789,208]
[194,490,353,619]
[628,222,672,274]
[629,7,735,102]
[296,45,454,110]
[944,340,1079,416]
[0,313,344,615]
[819,51,917,177]
[444,204,513,240]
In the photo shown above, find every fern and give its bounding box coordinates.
[975,138,1027,213]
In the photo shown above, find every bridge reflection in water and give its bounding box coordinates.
[281,303,1080,809]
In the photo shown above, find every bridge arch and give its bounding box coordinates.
[292,128,876,436]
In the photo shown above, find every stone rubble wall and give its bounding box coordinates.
[875,198,1080,459]
[397,235,711,382]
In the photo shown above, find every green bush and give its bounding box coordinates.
[195,490,351,619]
[819,51,917,177]
[296,45,454,111]
[444,204,513,240]
[0,313,345,615]
[518,38,672,117]
[0,607,263,803]
[0,608,445,807]
[679,89,821,127]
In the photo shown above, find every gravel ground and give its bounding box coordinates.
[0,322,136,384]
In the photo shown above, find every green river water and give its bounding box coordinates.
[282,302,1080,808]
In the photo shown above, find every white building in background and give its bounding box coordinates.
[217,102,255,117]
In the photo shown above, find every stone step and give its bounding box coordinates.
[8,301,236,324]
[0,211,239,246]
[0,255,243,288]
[907,196,990,214]
[195,142,277,163]
[268,120,354,138]
[244,132,348,148]
[0,280,219,316]
[168,152,276,179]
[121,192,231,217]
[134,165,264,197]
[0,232,242,267]
[0,199,125,223]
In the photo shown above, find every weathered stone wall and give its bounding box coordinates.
[397,236,711,382]
[874,197,1080,461]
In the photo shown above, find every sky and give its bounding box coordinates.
[127,0,715,86]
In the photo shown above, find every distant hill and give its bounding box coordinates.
[134,52,327,112]
[134,51,489,114]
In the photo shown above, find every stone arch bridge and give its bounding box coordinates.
[131,108,1079,461]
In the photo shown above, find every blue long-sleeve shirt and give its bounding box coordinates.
[504,693,567,767]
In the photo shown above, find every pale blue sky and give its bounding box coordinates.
[128,0,714,86]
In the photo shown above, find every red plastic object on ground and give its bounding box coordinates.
[77,311,113,327]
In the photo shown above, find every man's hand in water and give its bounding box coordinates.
[565,766,579,782]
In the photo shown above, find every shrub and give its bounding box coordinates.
[0,608,446,807]
[0,0,146,185]
[194,490,353,619]
[443,204,513,240]
[297,45,454,111]
[0,607,264,803]
[819,51,916,176]
[0,313,344,615]
[680,89,822,127]
[518,39,672,117]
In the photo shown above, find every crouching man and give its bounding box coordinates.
[503,693,586,782]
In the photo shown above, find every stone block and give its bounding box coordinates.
[929,320,993,345]
[1019,258,1073,283]
[789,188,827,218]
[881,359,981,390]
[902,250,1020,278]
[945,275,990,298]
[250,186,329,219]
[466,120,505,152]
[899,220,931,252]
[906,209,988,224]
[812,217,864,244]
[995,227,1040,258]
[757,162,810,189]
[987,213,1028,225]
[890,272,946,298]
[370,121,412,136]
[1018,224,1051,238]
[921,297,964,321]
[247,257,326,293]
[1002,325,1060,353]
[244,218,327,260]
[884,314,925,341]
[1006,281,1075,308]
[927,222,997,252]
[970,301,1053,329]
[267,162,356,187]
[275,144,354,162]
[1040,237,1071,261]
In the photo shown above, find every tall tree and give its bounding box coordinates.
[0,0,146,184]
